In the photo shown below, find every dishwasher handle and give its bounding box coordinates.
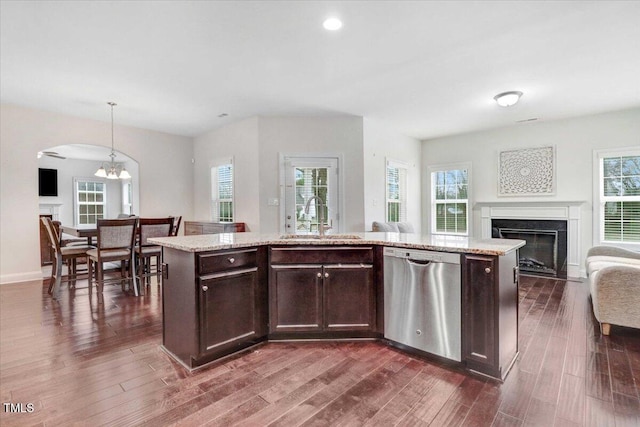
[407,258,432,266]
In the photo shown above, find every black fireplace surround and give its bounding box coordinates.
[492,219,568,279]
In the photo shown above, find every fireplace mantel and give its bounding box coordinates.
[476,201,585,278]
[39,203,62,221]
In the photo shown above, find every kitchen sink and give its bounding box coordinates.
[279,234,363,240]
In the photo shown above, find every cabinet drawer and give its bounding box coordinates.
[198,248,257,275]
[270,246,374,264]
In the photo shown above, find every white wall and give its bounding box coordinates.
[194,116,366,234]
[363,118,422,232]
[193,117,260,231]
[258,116,365,233]
[0,104,193,284]
[421,107,640,269]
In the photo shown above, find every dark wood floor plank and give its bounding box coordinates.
[556,374,586,425]
[523,397,556,426]
[497,367,536,421]
[531,335,567,403]
[585,395,616,427]
[460,381,503,426]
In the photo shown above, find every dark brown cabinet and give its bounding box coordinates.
[323,265,374,331]
[269,246,377,338]
[462,251,519,380]
[270,265,323,332]
[199,267,259,355]
[162,246,267,369]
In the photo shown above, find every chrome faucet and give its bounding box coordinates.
[304,196,331,236]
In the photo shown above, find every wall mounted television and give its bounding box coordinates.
[38,168,58,197]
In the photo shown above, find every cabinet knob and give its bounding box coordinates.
[485,267,492,274]
[228,257,235,264]
[324,272,329,278]
[316,272,322,278]
[202,285,208,292]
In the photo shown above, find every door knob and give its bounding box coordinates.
[202,285,208,292]
[485,267,492,274]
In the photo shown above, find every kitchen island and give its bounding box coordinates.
[150,232,524,380]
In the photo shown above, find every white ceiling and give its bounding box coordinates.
[2,1,639,140]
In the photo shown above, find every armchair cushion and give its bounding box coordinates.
[589,263,640,333]
[372,221,414,233]
[586,246,640,275]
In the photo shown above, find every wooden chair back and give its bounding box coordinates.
[96,218,138,251]
[41,217,62,255]
[169,216,182,236]
[138,217,173,246]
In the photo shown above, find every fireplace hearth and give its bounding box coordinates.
[492,219,567,279]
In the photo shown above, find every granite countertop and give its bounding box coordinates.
[149,232,525,256]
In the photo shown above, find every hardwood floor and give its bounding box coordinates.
[1,275,639,426]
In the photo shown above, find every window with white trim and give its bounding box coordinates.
[211,158,234,222]
[74,178,106,226]
[386,160,407,222]
[596,149,640,245]
[428,164,470,236]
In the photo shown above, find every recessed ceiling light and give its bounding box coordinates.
[494,91,523,107]
[323,17,343,31]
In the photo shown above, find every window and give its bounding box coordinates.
[122,181,133,215]
[74,178,106,226]
[211,158,234,222]
[596,149,640,245]
[428,164,470,236]
[386,160,407,222]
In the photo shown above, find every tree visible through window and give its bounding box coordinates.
[431,167,469,235]
[295,167,329,233]
[211,161,233,222]
[75,179,106,226]
[601,154,640,243]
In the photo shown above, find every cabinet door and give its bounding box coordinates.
[323,264,375,331]
[463,255,498,373]
[270,265,322,333]
[199,268,258,355]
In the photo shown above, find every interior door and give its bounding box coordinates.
[283,156,339,234]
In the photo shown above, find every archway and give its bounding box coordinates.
[37,143,140,227]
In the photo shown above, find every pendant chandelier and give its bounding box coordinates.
[95,102,131,180]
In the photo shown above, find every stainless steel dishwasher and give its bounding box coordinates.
[383,247,461,361]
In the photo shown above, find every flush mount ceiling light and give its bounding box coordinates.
[95,102,131,180]
[494,91,523,107]
[323,17,343,31]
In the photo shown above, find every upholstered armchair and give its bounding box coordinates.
[586,246,640,335]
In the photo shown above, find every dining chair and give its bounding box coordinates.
[87,218,139,296]
[41,217,94,299]
[136,217,173,291]
[169,215,182,236]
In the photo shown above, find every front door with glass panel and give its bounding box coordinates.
[283,157,339,235]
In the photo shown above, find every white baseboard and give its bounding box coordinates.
[0,270,43,285]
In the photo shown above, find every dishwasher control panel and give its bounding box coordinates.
[382,247,460,265]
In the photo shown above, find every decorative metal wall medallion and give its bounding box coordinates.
[498,146,555,196]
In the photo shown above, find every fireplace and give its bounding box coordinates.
[492,219,568,279]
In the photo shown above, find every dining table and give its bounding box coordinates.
[60,225,98,245]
